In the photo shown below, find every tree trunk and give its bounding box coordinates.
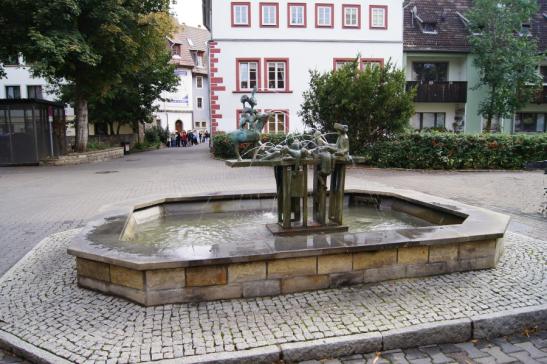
[116,122,121,135]
[108,121,114,136]
[484,86,496,133]
[74,95,89,152]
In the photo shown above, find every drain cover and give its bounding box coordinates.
[95,171,119,174]
[125,159,140,162]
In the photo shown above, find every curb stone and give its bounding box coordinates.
[382,318,472,350]
[472,304,547,339]
[0,331,72,364]
[279,332,383,362]
[151,345,280,364]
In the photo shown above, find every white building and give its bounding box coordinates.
[0,57,75,121]
[154,25,211,133]
[203,0,404,134]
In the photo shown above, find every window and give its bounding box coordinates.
[515,113,546,133]
[411,112,446,130]
[370,5,387,29]
[343,5,360,28]
[1,55,20,65]
[196,76,203,89]
[27,85,43,99]
[5,86,21,99]
[231,2,251,27]
[361,58,384,70]
[333,58,355,71]
[193,52,204,67]
[260,3,279,27]
[540,66,547,84]
[171,45,180,56]
[266,111,287,133]
[422,22,438,34]
[412,62,448,82]
[197,97,203,109]
[288,3,306,27]
[237,59,260,91]
[266,60,288,90]
[316,4,334,28]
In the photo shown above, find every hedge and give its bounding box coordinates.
[359,132,547,170]
[212,132,293,159]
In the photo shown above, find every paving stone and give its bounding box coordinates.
[0,147,546,364]
[454,342,490,359]
[480,346,518,363]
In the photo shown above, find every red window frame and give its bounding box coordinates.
[259,2,279,28]
[287,3,307,28]
[332,58,356,71]
[315,3,334,28]
[369,5,388,29]
[264,58,290,92]
[231,2,251,27]
[263,109,290,134]
[360,58,385,69]
[236,58,261,92]
[342,4,361,29]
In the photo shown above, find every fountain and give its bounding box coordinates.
[68,92,510,306]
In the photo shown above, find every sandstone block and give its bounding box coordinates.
[76,258,110,282]
[398,246,429,265]
[329,271,364,288]
[459,239,496,260]
[268,257,317,278]
[363,265,406,283]
[353,250,397,270]
[429,244,458,263]
[318,254,352,274]
[180,284,242,301]
[281,275,329,294]
[186,265,227,287]
[110,265,144,290]
[146,268,185,290]
[242,280,280,297]
[405,262,447,278]
[228,262,266,283]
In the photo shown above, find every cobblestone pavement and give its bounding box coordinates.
[0,229,544,363]
[0,145,546,363]
[299,330,547,363]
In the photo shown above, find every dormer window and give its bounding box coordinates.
[519,23,531,37]
[422,22,437,34]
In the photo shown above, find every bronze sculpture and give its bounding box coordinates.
[226,90,352,236]
[228,88,273,161]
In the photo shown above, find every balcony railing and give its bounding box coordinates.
[406,81,468,103]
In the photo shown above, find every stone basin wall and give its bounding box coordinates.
[76,238,503,306]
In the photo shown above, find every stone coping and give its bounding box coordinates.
[67,188,510,271]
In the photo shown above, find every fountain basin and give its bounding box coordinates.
[68,188,509,306]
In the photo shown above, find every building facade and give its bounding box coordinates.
[204,0,404,134]
[154,25,211,133]
[403,0,547,133]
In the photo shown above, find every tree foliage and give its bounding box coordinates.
[88,13,179,134]
[466,0,542,132]
[299,60,415,151]
[0,0,176,151]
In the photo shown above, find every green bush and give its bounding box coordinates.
[212,133,293,159]
[358,132,547,170]
[87,141,109,151]
[145,126,169,144]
